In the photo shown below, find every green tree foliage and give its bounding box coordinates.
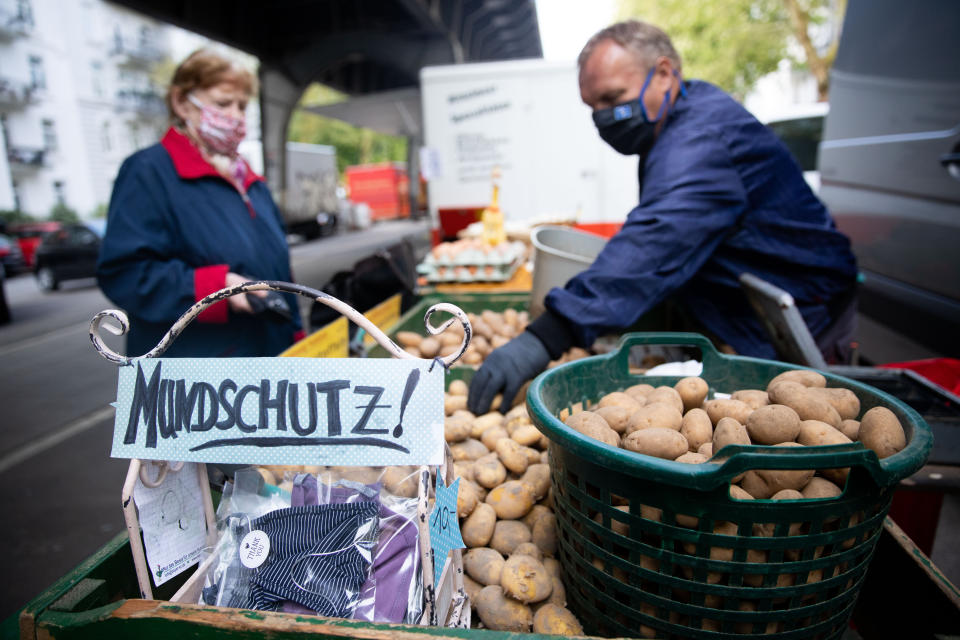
[615,0,843,100]
[0,209,33,227]
[287,84,407,177]
[616,0,789,100]
[49,202,79,223]
[90,202,109,219]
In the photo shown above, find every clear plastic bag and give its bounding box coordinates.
[295,467,425,624]
[199,465,423,624]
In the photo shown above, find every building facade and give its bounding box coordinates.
[0,0,173,219]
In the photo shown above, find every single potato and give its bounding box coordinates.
[797,420,853,447]
[598,391,644,413]
[496,438,530,475]
[475,585,533,632]
[532,604,584,635]
[464,547,506,586]
[647,386,685,414]
[859,406,907,459]
[675,452,708,464]
[768,381,842,428]
[712,417,751,455]
[675,376,709,413]
[595,405,633,434]
[745,404,801,445]
[486,480,536,519]
[462,503,497,547]
[457,479,479,517]
[473,454,508,489]
[520,464,551,501]
[767,369,827,390]
[839,419,861,441]
[731,389,770,410]
[490,520,533,556]
[801,477,843,499]
[704,398,754,426]
[564,411,620,447]
[625,402,683,434]
[680,408,713,452]
[501,554,553,603]
[532,513,558,556]
[623,427,689,460]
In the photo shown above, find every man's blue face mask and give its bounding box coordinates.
[592,67,686,156]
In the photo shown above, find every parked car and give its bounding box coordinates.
[33,222,103,291]
[10,221,61,268]
[0,233,26,275]
[762,102,828,194]
[818,0,960,355]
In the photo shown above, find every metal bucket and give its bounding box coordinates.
[529,225,607,318]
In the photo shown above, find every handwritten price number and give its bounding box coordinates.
[430,505,452,532]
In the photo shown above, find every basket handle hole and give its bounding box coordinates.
[628,344,704,374]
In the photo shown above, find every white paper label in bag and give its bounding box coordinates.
[133,462,207,587]
[239,530,270,569]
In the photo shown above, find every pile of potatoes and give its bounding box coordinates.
[564,368,907,498]
[396,309,590,368]
[444,378,584,635]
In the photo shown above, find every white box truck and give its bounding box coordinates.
[420,59,640,231]
[283,142,340,239]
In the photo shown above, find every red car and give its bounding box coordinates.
[10,221,61,268]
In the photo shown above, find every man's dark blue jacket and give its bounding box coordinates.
[97,128,302,358]
[529,80,858,360]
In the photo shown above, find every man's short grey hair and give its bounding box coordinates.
[578,19,682,73]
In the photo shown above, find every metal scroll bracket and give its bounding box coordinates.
[96,281,471,621]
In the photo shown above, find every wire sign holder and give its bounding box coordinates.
[91,280,472,627]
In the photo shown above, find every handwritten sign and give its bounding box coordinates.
[111,358,444,467]
[363,294,402,347]
[429,475,465,588]
[133,463,207,586]
[280,316,348,358]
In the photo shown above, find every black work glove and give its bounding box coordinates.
[468,331,551,414]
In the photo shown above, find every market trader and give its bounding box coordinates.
[468,20,858,415]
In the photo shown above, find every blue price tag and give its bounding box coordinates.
[429,475,465,588]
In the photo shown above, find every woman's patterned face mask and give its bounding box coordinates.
[187,94,247,157]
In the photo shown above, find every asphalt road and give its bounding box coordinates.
[0,219,431,620]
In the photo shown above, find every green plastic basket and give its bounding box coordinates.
[527,333,933,640]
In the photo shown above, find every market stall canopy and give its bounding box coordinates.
[303,88,423,138]
[108,0,543,94]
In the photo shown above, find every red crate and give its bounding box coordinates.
[345,163,409,220]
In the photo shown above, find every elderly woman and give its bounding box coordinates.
[98,49,303,357]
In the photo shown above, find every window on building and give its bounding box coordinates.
[138,25,151,47]
[113,25,122,51]
[12,180,22,212]
[53,181,65,205]
[16,0,33,26]
[42,119,57,151]
[28,55,45,90]
[91,61,103,97]
[101,122,111,152]
[128,122,141,149]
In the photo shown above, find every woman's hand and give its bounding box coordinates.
[225,271,267,314]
